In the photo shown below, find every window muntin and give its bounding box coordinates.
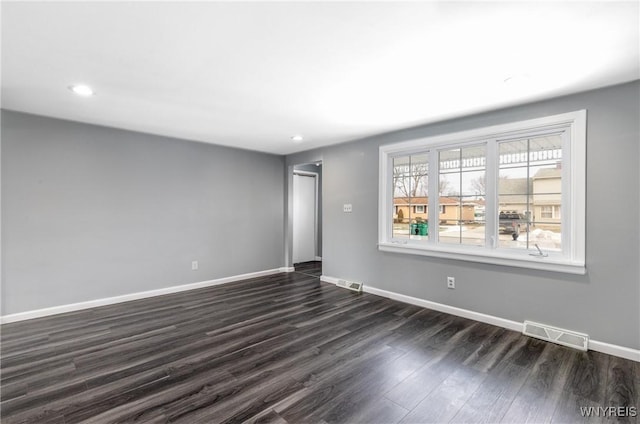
[379,110,586,274]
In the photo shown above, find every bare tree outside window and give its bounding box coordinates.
[439,178,452,196]
[470,174,486,197]
[393,162,428,198]
[470,173,511,199]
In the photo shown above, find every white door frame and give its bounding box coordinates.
[293,170,319,263]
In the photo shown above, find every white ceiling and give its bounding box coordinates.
[2,2,638,155]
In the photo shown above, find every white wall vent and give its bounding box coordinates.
[523,320,588,351]
[336,279,363,293]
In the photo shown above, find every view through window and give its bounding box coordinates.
[498,135,563,252]
[380,110,586,274]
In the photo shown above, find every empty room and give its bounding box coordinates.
[1,1,639,423]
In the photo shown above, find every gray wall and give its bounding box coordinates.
[287,81,640,350]
[1,110,285,314]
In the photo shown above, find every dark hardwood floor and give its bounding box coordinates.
[293,261,322,278]
[1,271,637,423]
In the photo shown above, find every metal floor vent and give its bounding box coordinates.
[336,279,363,293]
[523,320,589,351]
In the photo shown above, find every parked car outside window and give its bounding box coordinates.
[499,211,529,240]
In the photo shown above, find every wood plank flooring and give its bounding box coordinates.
[293,261,322,278]
[1,271,638,423]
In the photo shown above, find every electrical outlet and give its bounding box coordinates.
[343,203,353,213]
[447,276,455,289]
[192,261,198,271]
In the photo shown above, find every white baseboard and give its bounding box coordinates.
[320,275,640,362]
[281,267,295,272]
[589,340,640,362]
[1,267,291,324]
[314,256,322,261]
[321,275,521,332]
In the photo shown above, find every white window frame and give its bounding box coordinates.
[415,205,426,213]
[378,110,586,274]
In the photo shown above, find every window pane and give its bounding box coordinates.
[393,156,411,239]
[499,135,562,252]
[440,172,459,196]
[499,139,528,168]
[439,145,486,246]
[411,154,429,198]
[410,154,428,240]
[393,154,428,240]
[498,168,531,194]
[462,195,485,246]
[462,170,485,197]
[530,223,562,252]
[497,208,530,248]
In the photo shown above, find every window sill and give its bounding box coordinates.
[378,241,586,275]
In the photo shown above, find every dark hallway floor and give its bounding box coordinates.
[294,260,322,277]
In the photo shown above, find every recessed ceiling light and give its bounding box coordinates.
[291,135,304,142]
[503,74,532,85]
[68,84,95,97]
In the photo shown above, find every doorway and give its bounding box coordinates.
[292,163,322,275]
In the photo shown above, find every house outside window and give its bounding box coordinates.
[540,205,561,219]
[379,110,586,274]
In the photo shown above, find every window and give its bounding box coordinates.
[378,110,586,274]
